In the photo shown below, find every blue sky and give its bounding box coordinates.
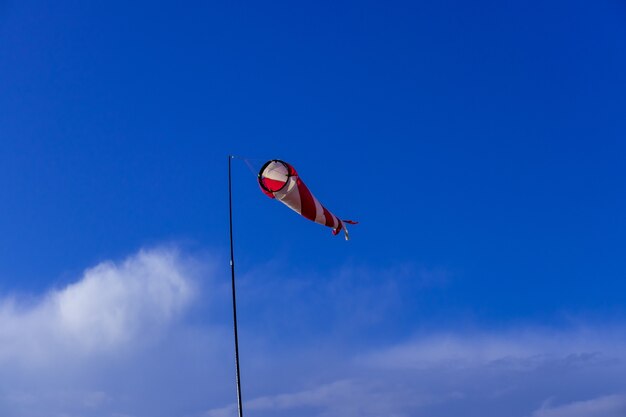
[1,1,625,416]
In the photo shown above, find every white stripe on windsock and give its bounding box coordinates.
[313,197,326,225]
[275,177,302,215]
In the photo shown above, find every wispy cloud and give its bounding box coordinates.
[359,328,626,369]
[531,394,626,417]
[206,379,441,417]
[235,261,448,343]
[201,261,626,417]
[207,327,626,417]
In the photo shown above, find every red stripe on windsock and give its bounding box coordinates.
[323,206,335,227]
[296,178,318,222]
[262,178,287,192]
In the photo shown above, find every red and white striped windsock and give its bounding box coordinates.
[258,160,357,240]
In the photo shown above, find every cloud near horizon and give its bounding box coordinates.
[1,248,626,417]
[531,394,626,417]
[207,328,626,417]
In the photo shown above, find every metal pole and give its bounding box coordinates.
[228,155,244,417]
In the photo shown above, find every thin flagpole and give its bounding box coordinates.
[228,155,244,417]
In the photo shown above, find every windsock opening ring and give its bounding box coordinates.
[258,159,292,194]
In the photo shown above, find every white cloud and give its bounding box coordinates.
[199,260,626,417]
[531,394,626,417]
[0,247,225,417]
[207,327,626,417]
[207,379,455,417]
[359,328,626,370]
[0,248,196,365]
[3,253,626,417]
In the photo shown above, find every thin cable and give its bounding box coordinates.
[241,158,259,177]
[230,155,266,177]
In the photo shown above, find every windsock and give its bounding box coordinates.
[258,160,357,240]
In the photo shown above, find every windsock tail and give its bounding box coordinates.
[332,219,358,240]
